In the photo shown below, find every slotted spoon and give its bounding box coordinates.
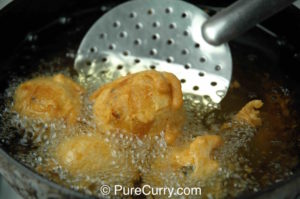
[75,0,294,103]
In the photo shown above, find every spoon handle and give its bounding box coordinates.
[202,0,295,46]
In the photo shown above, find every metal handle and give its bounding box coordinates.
[0,0,13,10]
[202,0,295,46]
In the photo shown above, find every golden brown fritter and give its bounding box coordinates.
[90,70,184,143]
[234,100,263,127]
[13,74,84,124]
[143,135,223,187]
[55,134,139,183]
[222,100,263,130]
[170,135,223,179]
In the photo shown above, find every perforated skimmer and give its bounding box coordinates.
[74,0,294,103]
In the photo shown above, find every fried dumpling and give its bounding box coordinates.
[234,100,263,127]
[143,135,223,188]
[90,70,184,144]
[13,74,84,124]
[55,134,139,185]
[170,135,223,179]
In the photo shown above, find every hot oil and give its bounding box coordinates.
[0,67,171,198]
[0,62,299,199]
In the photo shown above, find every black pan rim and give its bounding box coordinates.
[0,148,96,199]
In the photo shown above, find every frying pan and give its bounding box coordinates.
[0,0,300,198]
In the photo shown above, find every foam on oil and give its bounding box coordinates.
[0,66,298,199]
